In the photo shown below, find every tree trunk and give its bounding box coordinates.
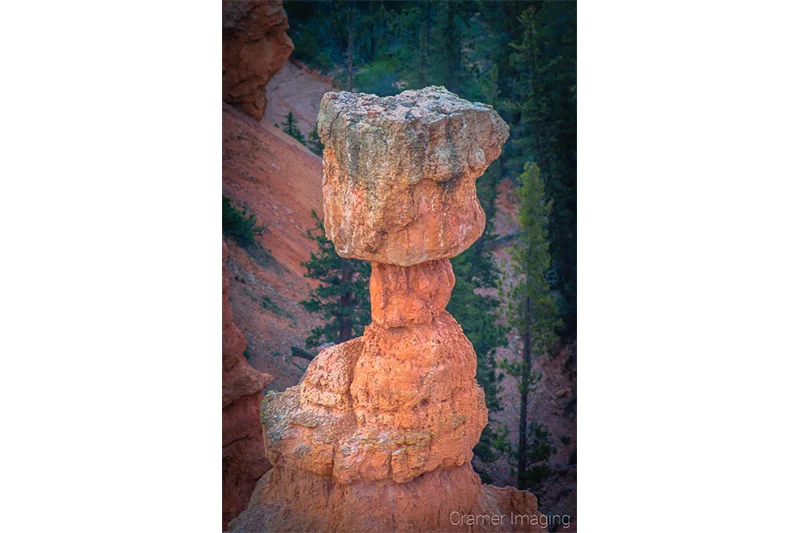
[347,1,355,91]
[517,294,532,489]
[338,261,354,342]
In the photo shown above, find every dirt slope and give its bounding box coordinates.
[223,101,325,390]
[262,59,339,138]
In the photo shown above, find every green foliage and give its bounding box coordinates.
[307,124,324,156]
[291,24,337,73]
[354,59,400,97]
[473,424,512,484]
[285,1,471,96]
[261,296,297,325]
[506,2,577,335]
[501,358,543,398]
[510,162,562,361]
[222,196,264,248]
[502,162,562,490]
[449,255,507,412]
[281,112,306,145]
[515,422,556,494]
[300,210,371,347]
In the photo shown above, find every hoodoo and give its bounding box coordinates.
[231,87,545,532]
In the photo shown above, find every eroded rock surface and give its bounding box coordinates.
[232,463,542,533]
[230,89,543,532]
[370,259,455,327]
[223,241,274,529]
[317,87,509,266]
[259,309,487,487]
[222,0,294,120]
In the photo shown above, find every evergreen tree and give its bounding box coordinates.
[281,112,306,145]
[300,210,371,347]
[222,196,264,248]
[308,124,324,156]
[517,421,556,495]
[506,2,577,336]
[501,162,562,490]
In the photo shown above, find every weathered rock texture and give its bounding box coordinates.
[223,241,274,530]
[222,0,294,120]
[317,87,510,266]
[231,88,543,532]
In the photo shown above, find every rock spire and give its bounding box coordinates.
[231,87,545,532]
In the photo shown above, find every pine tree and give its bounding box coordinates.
[506,3,577,337]
[308,124,324,156]
[502,162,562,490]
[518,421,556,495]
[300,210,371,348]
[281,112,306,145]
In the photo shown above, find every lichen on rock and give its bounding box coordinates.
[317,86,509,266]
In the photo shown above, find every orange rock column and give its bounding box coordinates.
[230,87,546,532]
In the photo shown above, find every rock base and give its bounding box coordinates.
[230,463,546,533]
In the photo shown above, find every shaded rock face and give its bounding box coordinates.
[231,89,543,532]
[317,87,510,266]
[222,0,294,120]
[223,241,274,530]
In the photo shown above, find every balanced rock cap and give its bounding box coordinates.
[317,86,509,266]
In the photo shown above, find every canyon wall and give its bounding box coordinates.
[230,87,547,532]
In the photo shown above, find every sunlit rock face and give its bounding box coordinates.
[317,87,509,266]
[230,89,545,532]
